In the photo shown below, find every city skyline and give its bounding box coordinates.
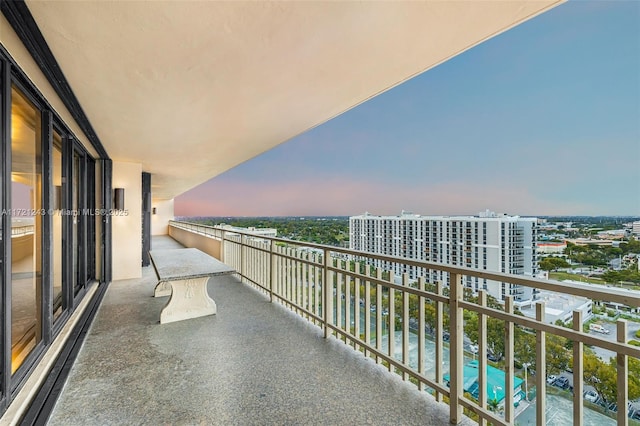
[176,1,640,217]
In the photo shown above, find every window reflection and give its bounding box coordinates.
[53,131,63,321]
[73,151,79,296]
[11,86,42,373]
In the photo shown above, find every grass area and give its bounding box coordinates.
[549,271,604,284]
[621,314,640,324]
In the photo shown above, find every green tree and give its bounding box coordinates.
[629,357,640,400]
[546,334,571,375]
[584,352,616,404]
[621,237,640,254]
[483,318,506,359]
[514,329,536,367]
[601,270,621,284]
[462,292,505,359]
[464,311,479,343]
[603,268,640,285]
[488,398,500,413]
[539,257,570,271]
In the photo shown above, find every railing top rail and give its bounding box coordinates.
[170,220,640,307]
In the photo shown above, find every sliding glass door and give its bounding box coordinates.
[9,85,42,374]
[0,41,109,420]
[1,67,103,409]
[71,147,95,303]
[52,131,64,323]
[1,41,107,416]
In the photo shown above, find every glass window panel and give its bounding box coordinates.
[94,161,102,282]
[85,160,94,283]
[10,85,42,373]
[52,131,63,321]
[72,151,79,296]
[0,65,3,392]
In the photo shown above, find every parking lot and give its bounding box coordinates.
[517,386,621,425]
[519,371,640,424]
[588,319,640,361]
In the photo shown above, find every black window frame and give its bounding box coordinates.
[6,76,50,392]
[0,43,105,413]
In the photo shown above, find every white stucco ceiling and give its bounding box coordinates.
[25,1,563,200]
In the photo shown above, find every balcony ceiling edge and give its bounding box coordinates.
[24,0,564,200]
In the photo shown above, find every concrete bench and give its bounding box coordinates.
[149,248,235,324]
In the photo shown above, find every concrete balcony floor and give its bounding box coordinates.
[49,236,471,425]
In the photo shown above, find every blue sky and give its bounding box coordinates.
[176,1,640,217]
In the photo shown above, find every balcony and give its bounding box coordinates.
[0,1,607,423]
[46,234,461,426]
[156,221,640,426]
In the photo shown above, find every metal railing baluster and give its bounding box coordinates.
[573,310,584,426]
[478,290,487,426]
[505,296,515,424]
[617,320,628,426]
[450,273,463,423]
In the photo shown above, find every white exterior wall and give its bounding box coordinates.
[112,161,142,280]
[151,199,174,236]
[350,213,538,304]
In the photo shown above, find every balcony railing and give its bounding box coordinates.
[169,220,640,426]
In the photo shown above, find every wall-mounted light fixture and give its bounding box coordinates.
[114,188,125,210]
[53,185,62,210]
[152,207,157,215]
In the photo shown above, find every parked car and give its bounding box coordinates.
[553,377,570,389]
[487,352,500,362]
[589,323,610,334]
[546,375,557,385]
[584,390,599,403]
[465,344,478,354]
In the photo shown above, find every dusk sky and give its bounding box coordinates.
[176,1,640,218]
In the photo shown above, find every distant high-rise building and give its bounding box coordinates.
[216,224,277,240]
[349,210,539,306]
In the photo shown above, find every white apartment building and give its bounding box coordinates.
[349,210,539,306]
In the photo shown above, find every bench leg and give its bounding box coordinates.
[154,280,172,297]
[160,277,216,324]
